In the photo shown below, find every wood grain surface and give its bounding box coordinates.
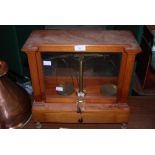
[22,30,141,52]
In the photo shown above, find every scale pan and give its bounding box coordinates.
[100,84,117,96]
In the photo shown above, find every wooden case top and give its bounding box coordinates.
[22,30,141,53]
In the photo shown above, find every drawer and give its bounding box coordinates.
[44,112,79,123]
[83,111,129,123]
[32,103,129,123]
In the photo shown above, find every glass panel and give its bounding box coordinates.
[83,53,121,97]
[41,52,122,103]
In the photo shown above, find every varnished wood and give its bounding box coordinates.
[36,52,46,100]
[32,102,129,123]
[119,53,136,103]
[38,44,126,53]
[22,30,141,124]
[22,30,141,53]
[27,52,42,101]
[117,52,128,102]
[83,111,129,123]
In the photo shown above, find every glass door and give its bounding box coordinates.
[41,52,122,104]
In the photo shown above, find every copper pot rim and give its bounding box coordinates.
[0,61,8,77]
[7,114,32,129]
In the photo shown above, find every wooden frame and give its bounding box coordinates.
[22,30,141,124]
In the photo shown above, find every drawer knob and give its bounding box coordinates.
[78,117,83,123]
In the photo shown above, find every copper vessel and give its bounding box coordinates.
[0,61,32,129]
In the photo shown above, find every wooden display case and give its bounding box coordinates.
[22,30,141,125]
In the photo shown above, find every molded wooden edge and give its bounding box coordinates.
[32,102,129,112]
[22,44,141,54]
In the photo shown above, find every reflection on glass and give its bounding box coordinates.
[41,52,121,97]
